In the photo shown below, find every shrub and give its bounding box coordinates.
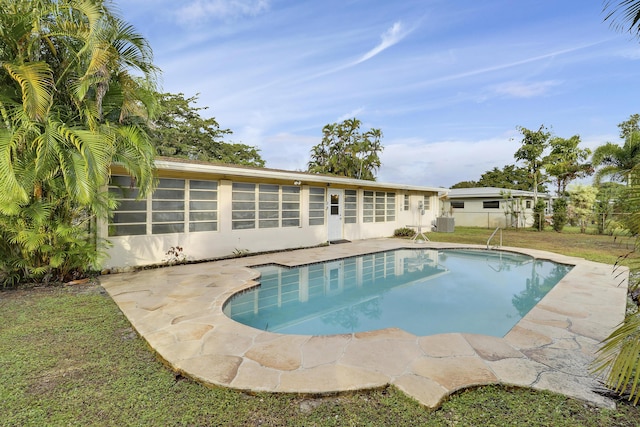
[552,198,568,232]
[532,199,546,231]
[394,227,414,237]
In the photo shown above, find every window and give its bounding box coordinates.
[363,191,374,223]
[109,176,219,236]
[258,184,279,228]
[423,195,430,210]
[109,175,147,236]
[375,192,386,222]
[189,180,218,232]
[451,201,464,209]
[330,194,339,215]
[403,194,409,211]
[344,189,357,223]
[483,200,500,209]
[232,183,256,230]
[309,187,325,226]
[281,186,300,227]
[152,178,185,234]
[526,200,532,209]
[364,191,395,222]
[386,193,396,221]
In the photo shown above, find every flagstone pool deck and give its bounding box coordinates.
[99,239,629,409]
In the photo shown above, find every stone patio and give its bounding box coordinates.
[99,239,629,409]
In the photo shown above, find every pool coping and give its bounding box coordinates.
[99,239,629,409]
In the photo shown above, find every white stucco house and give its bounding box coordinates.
[442,187,554,229]
[98,157,448,270]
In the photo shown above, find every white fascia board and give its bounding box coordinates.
[153,159,447,194]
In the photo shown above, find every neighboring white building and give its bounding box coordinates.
[99,157,447,269]
[442,187,553,229]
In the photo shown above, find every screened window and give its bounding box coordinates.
[344,189,357,224]
[404,194,409,211]
[363,191,374,223]
[232,183,256,230]
[259,184,279,228]
[189,180,218,232]
[451,201,465,209]
[152,178,185,234]
[386,193,396,221]
[309,187,325,226]
[109,175,147,236]
[109,176,218,236]
[281,186,300,227]
[375,191,386,222]
[423,195,430,210]
[483,200,500,209]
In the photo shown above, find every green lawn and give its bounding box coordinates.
[1,228,638,426]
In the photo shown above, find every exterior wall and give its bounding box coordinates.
[99,171,440,270]
[444,197,551,229]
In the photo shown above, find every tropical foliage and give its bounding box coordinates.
[592,129,640,185]
[0,0,158,285]
[551,198,568,232]
[149,92,265,167]
[514,125,553,201]
[604,0,640,37]
[452,129,592,194]
[307,118,383,180]
[546,135,593,195]
[592,165,640,405]
[567,184,598,233]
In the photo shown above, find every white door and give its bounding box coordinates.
[327,188,343,242]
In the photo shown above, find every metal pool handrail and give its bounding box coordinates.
[487,227,502,249]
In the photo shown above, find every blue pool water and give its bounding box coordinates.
[223,249,572,337]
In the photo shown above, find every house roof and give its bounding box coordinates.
[113,157,448,193]
[447,187,552,199]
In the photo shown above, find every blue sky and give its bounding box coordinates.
[116,0,640,188]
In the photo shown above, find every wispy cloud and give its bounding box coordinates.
[354,21,412,65]
[492,80,561,98]
[177,0,269,24]
[304,20,414,81]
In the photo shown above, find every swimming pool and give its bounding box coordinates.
[223,248,572,337]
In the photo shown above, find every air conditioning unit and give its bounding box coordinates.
[436,217,455,233]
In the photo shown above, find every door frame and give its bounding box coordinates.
[327,188,343,242]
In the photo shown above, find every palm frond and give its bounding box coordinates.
[2,61,54,122]
[604,0,640,37]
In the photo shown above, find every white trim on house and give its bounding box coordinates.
[99,158,448,270]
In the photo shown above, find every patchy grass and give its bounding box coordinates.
[1,229,639,425]
[426,226,636,265]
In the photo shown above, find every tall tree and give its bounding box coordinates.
[514,125,552,202]
[618,113,640,139]
[148,92,264,167]
[307,118,383,180]
[568,184,598,233]
[0,0,158,284]
[478,164,540,191]
[592,115,640,185]
[545,135,593,195]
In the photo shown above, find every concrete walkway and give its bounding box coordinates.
[99,239,628,409]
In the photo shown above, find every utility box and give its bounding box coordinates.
[436,217,455,233]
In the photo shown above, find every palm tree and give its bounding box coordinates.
[307,118,383,180]
[592,164,640,405]
[592,1,640,406]
[591,131,640,185]
[603,0,640,38]
[0,0,158,283]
